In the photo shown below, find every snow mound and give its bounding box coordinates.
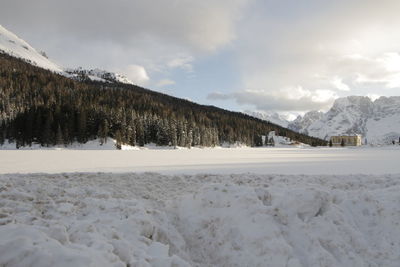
[0,25,63,73]
[1,173,399,266]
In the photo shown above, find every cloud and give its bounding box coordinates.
[208,87,337,112]
[3,0,400,114]
[332,77,350,91]
[167,55,194,72]
[233,89,336,111]
[121,65,149,86]
[207,92,232,100]
[231,0,400,112]
[1,0,251,69]
[156,79,176,87]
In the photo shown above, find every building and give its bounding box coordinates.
[330,135,362,146]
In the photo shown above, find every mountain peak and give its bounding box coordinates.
[0,25,135,86]
[0,24,63,73]
[288,95,400,144]
[65,67,134,85]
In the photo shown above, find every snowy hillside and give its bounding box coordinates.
[245,111,289,127]
[288,96,400,144]
[65,68,133,85]
[0,25,132,85]
[1,172,399,267]
[0,25,63,73]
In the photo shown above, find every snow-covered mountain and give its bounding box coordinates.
[65,68,133,85]
[245,111,289,127]
[288,96,400,144]
[289,111,324,133]
[0,24,132,85]
[0,25,63,73]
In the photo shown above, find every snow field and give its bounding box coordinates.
[1,173,399,267]
[1,146,400,174]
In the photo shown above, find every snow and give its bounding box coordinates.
[0,138,138,151]
[65,68,134,85]
[0,25,63,73]
[0,172,399,266]
[2,24,400,267]
[245,111,290,127]
[288,96,400,145]
[1,145,400,266]
[1,146,400,175]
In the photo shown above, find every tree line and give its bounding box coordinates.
[0,53,327,148]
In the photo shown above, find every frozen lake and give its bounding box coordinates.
[1,146,399,174]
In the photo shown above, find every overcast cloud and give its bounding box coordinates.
[2,0,400,113]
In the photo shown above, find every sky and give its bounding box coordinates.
[2,0,400,118]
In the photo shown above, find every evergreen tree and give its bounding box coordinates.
[169,121,178,148]
[269,137,275,147]
[253,134,263,147]
[0,52,327,149]
[41,111,54,146]
[115,130,122,150]
[55,124,64,145]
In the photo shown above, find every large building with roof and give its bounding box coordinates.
[330,135,362,146]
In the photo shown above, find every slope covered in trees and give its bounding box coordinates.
[0,53,327,148]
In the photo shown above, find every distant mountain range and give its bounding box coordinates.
[244,111,289,128]
[248,96,400,145]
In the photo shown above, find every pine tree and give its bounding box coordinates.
[77,110,87,143]
[253,134,263,147]
[41,112,54,146]
[98,119,109,145]
[269,137,275,147]
[0,53,328,148]
[115,130,122,150]
[169,121,178,148]
[55,124,64,145]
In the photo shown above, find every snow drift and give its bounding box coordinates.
[0,173,399,267]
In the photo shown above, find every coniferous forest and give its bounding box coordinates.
[0,53,327,148]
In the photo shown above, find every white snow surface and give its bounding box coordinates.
[0,138,139,151]
[0,25,63,73]
[1,146,400,175]
[0,172,399,267]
